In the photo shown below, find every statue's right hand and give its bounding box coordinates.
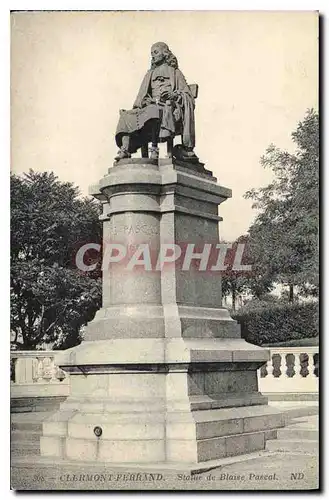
[141,96,154,107]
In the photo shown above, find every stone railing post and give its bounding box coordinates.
[267,354,274,379]
[258,346,319,396]
[10,351,70,398]
[294,352,302,381]
[308,353,316,379]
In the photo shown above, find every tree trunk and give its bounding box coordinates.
[289,284,294,303]
[12,330,18,346]
[232,286,236,312]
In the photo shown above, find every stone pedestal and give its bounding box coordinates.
[40,159,284,467]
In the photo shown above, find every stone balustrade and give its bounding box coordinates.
[10,351,70,398]
[11,346,318,400]
[258,346,319,396]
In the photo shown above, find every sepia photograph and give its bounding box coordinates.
[10,9,319,491]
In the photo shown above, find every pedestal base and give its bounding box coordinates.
[41,339,284,464]
[40,160,285,465]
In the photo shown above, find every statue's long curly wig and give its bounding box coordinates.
[150,42,178,69]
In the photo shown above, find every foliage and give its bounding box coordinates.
[221,235,274,311]
[264,336,319,348]
[245,109,319,300]
[233,301,319,346]
[236,294,282,312]
[11,170,102,349]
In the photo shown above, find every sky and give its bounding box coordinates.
[11,10,318,241]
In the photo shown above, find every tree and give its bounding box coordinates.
[11,170,102,349]
[245,109,319,302]
[221,235,274,311]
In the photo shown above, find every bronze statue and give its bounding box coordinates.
[115,42,198,162]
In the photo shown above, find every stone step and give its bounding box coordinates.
[11,411,53,433]
[193,408,284,440]
[266,439,318,454]
[290,415,318,428]
[11,430,41,443]
[270,404,318,424]
[11,441,40,456]
[276,428,318,440]
[38,404,285,463]
[11,421,43,433]
[196,430,266,462]
[191,404,284,422]
[189,393,267,411]
[40,405,284,443]
[11,396,66,413]
[40,427,271,463]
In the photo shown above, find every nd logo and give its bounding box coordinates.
[291,473,304,480]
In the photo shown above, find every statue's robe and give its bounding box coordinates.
[115,64,195,152]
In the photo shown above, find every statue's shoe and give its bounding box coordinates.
[173,144,199,161]
[183,151,198,159]
[149,146,159,160]
[114,149,131,161]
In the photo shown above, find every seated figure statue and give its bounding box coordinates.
[115,41,198,162]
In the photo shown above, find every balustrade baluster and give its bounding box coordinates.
[271,352,281,378]
[266,355,274,379]
[36,357,45,383]
[50,357,59,382]
[282,354,289,379]
[313,353,319,378]
[42,357,53,381]
[293,352,302,380]
[32,357,39,382]
[14,357,26,384]
[308,353,316,379]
